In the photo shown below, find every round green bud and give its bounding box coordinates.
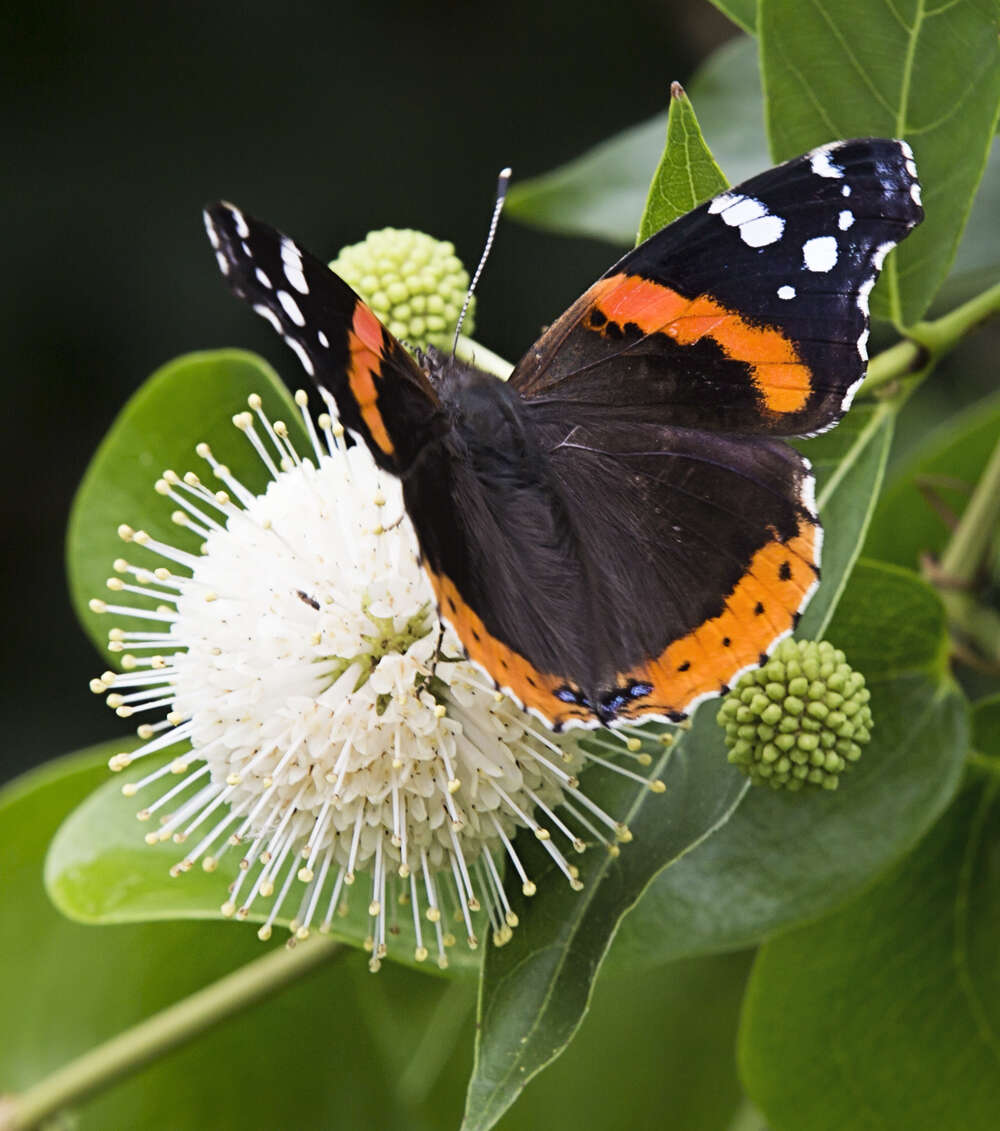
[329,229,473,351]
[716,638,874,791]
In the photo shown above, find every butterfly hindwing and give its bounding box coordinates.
[511,139,922,438]
[404,399,819,728]
[204,202,440,473]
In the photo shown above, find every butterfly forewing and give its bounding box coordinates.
[204,202,440,473]
[511,138,922,438]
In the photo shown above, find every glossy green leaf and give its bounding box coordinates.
[461,715,748,1131]
[505,36,767,244]
[864,389,1000,572]
[707,0,757,35]
[609,561,966,967]
[1,745,478,1129]
[936,136,1000,307]
[45,751,481,975]
[67,350,308,660]
[794,402,895,638]
[972,693,1000,758]
[759,0,1000,326]
[636,82,729,244]
[739,771,1000,1131]
[458,398,894,1129]
[499,951,753,1131]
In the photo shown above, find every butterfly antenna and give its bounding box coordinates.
[452,166,512,356]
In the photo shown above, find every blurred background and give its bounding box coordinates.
[3,0,736,782]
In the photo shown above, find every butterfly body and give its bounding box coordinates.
[204,137,922,730]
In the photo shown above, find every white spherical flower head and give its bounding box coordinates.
[92,390,661,970]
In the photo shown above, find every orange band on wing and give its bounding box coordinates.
[426,568,592,727]
[348,305,395,456]
[618,521,820,720]
[591,274,812,415]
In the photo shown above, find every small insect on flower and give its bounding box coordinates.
[91,390,660,969]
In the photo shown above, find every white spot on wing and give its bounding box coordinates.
[906,160,919,179]
[721,196,768,226]
[741,216,785,248]
[255,267,272,289]
[708,193,785,247]
[856,277,875,317]
[317,330,330,348]
[838,210,855,231]
[284,335,314,376]
[280,238,309,294]
[910,182,922,206]
[708,193,735,214]
[842,185,852,197]
[873,241,896,271]
[809,144,844,179]
[857,328,869,361]
[899,139,914,160]
[777,285,796,300]
[277,289,306,326]
[203,212,220,249]
[215,251,229,276]
[802,236,838,273]
[252,303,282,333]
[226,204,249,239]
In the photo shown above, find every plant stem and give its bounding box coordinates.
[861,279,1000,396]
[0,936,345,1131]
[938,434,1000,586]
[932,434,1000,666]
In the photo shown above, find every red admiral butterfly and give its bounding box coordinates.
[204,138,922,730]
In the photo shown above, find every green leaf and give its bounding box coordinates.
[637,82,730,244]
[972,693,1000,758]
[45,750,481,976]
[460,714,748,1131]
[1,745,477,1129]
[707,0,757,35]
[759,0,1000,327]
[864,389,1000,571]
[505,36,767,244]
[67,350,308,660]
[739,768,1000,1131]
[458,400,894,1129]
[937,136,1000,308]
[498,951,754,1131]
[609,560,966,967]
[794,401,895,638]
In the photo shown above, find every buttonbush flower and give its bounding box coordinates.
[717,638,873,790]
[90,390,660,969]
[329,229,473,350]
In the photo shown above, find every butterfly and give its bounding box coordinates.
[204,137,922,731]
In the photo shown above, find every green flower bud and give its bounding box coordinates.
[716,639,873,792]
[330,229,473,350]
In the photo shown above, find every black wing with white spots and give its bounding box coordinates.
[204,202,441,473]
[511,138,923,437]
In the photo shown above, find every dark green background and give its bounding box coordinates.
[2,0,735,780]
